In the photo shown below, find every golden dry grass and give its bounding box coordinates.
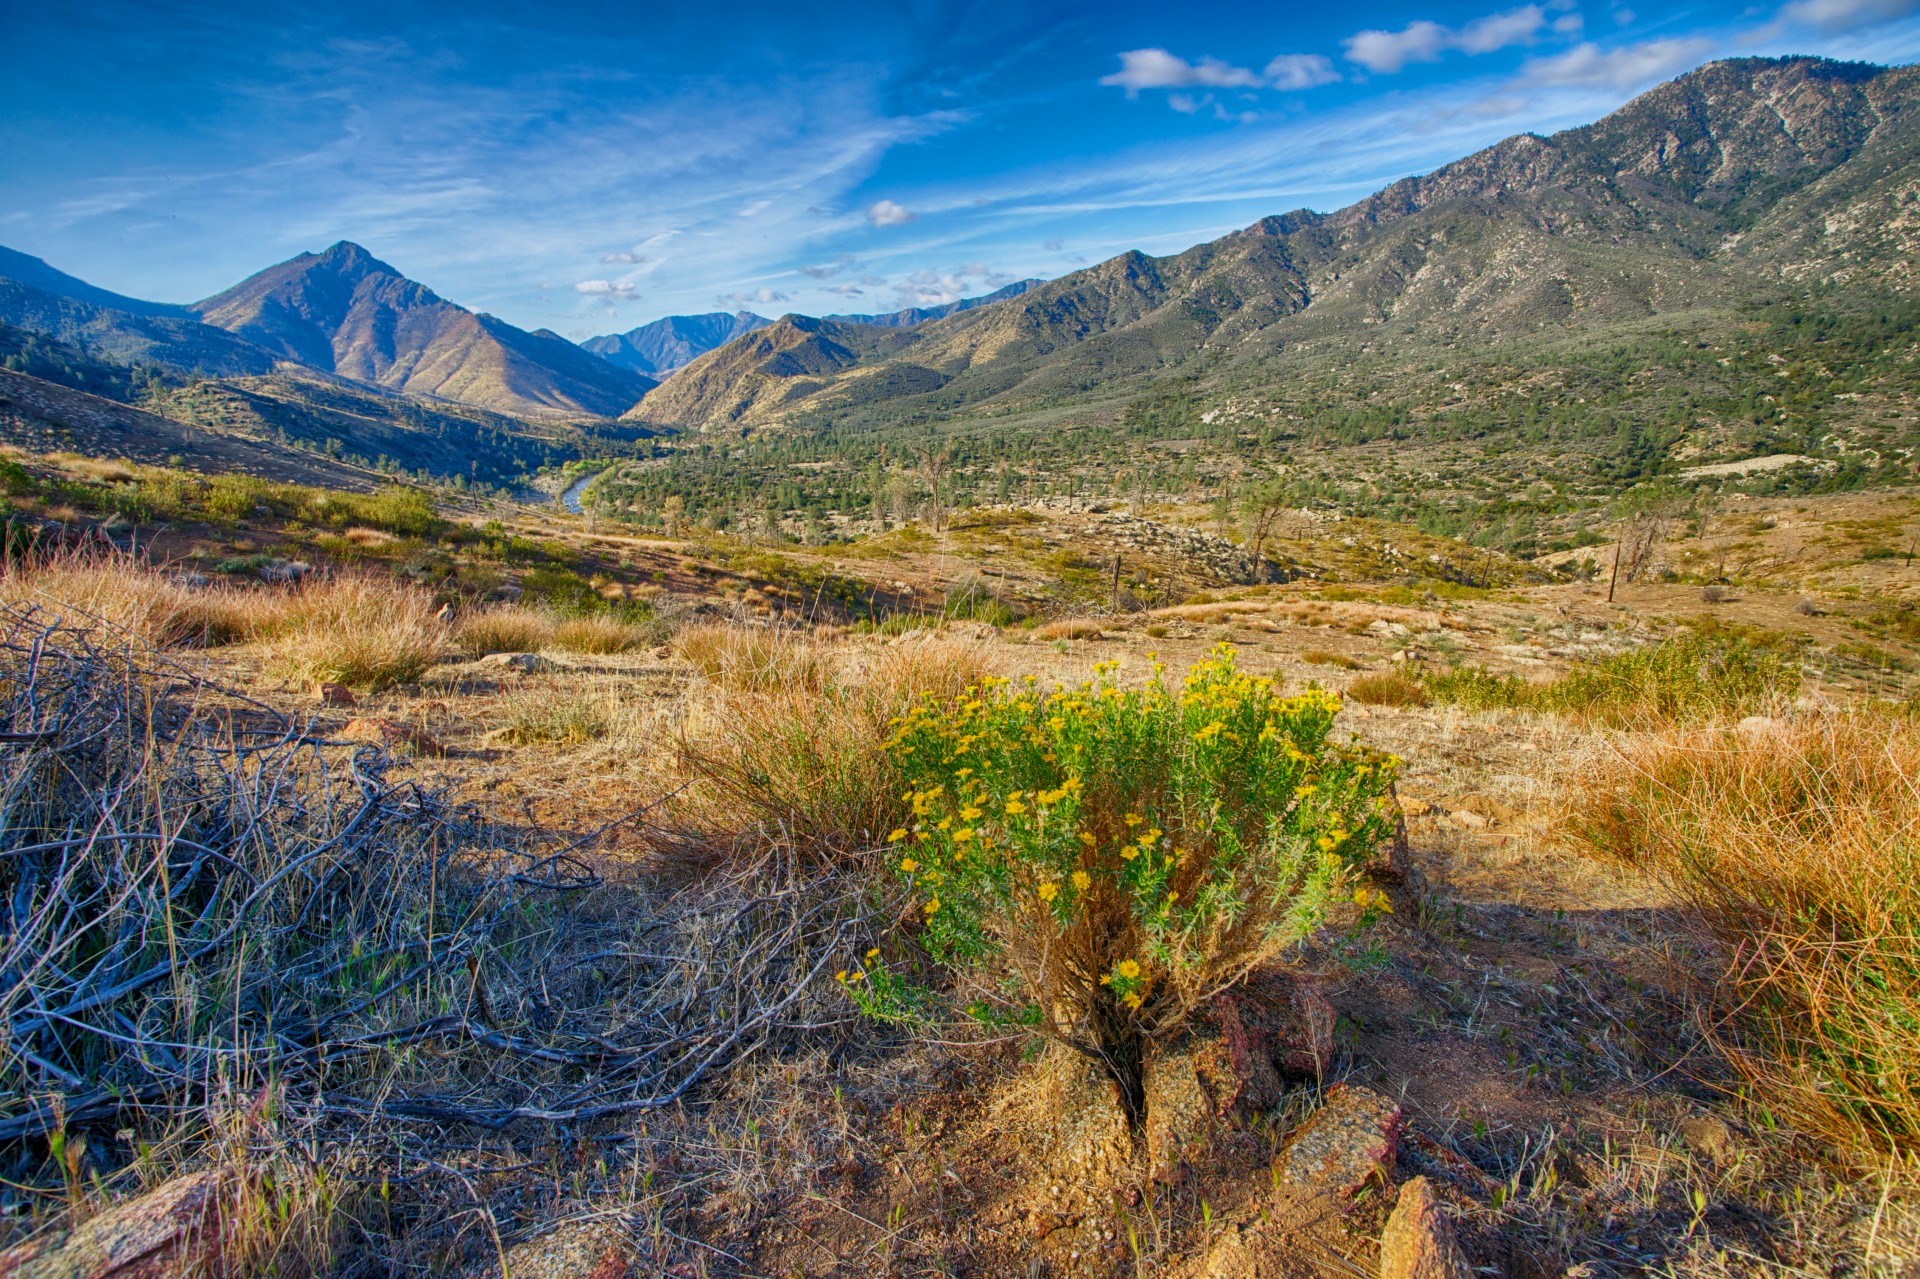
[0,550,258,646]
[1346,669,1430,707]
[1036,618,1102,641]
[1566,712,1920,1158]
[260,575,450,689]
[675,627,995,856]
[455,604,554,655]
[551,615,649,654]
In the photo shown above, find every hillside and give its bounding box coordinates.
[821,278,1044,328]
[632,57,1920,435]
[193,242,656,419]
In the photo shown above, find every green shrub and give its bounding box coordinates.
[872,645,1399,1116]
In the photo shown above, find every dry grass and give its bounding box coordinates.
[260,575,450,689]
[1036,618,1102,641]
[1301,649,1362,670]
[1346,669,1431,707]
[1566,712,1920,1158]
[455,604,554,655]
[495,685,613,745]
[675,626,995,856]
[551,615,650,654]
[0,549,258,647]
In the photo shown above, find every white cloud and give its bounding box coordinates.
[1099,48,1264,94]
[866,199,916,227]
[574,278,637,297]
[1264,53,1342,89]
[1518,36,1716,89]
[1344,6,1548,73]
[1553,12,1586,34]
[717,286,790,308]
[1779,0,1920,30]
[891,263,1016,307]
[1344,21,1453,73]
[823,283,866,296]
[600,250,640,263]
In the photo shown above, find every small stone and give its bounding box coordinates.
[1277,1084,1403,1200]
[479,651,556,673]
[313,681,356,707]
[1379,1177,1473,1279]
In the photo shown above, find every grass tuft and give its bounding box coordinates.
[1346,669,1431,707]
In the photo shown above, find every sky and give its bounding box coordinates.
[3,0,1919,340]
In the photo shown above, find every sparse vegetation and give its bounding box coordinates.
[1568,712,1920,1158]
[260,574,451,688]
[1346,669,1431,707]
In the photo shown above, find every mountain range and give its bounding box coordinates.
[578,280,1045,377]
[631,56,1920,433]
[3,55,1917,494]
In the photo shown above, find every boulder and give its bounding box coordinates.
[0,1171,222,1279]
[1277,1084,1403,1200]
[478,1222,633,1279]
[1378,1177,1473,1279]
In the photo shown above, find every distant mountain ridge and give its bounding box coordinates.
[630,56,1920,433]
[582,311,771,376]
[192,242,655,419]
[821,279,1043,328]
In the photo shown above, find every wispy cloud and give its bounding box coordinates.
[1778,0,1920,31]
[1100,48,1265,93]
[574,278,637,297]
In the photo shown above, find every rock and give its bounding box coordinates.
[1027,1046,1134,1184]
[1145,974,1335,1180]
[1379,1177,1473,1279]
[256,559,310,583]
[338,717,443,757]
[1277,1084,1403,1200]
[1737,715,1786,736]
[1447,809,1488,831]
[1678,1113,1737,1165]
[478,1222,633,1279]
[313,681,356,707]
[0,1170,222,1278]
[479,652,556,674]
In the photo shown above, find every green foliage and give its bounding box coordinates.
[875,646,1399,1101]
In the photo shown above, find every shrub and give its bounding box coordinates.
[1566,713,1920,1158]
[456,604,554,655]
[875,646,1399,1117]
[261,576,450,689]
[675,623,829,693]
[1346,670,1430,707]
[1301,649,1361,670]
[1423,666,1534,711]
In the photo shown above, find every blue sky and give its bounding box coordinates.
[3,0,1918,339]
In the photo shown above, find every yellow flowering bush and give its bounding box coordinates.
[877,644,1400,1113]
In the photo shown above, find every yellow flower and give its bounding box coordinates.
[888,828,909,843]
[1115,959,1142,980]
[1037,882,1059,903]
[1078,831,1098,847]
[1121,845,1139,861]
[835,970,848,983]
[1004,797,1028,815]
[1123,993,1144,1010]
[923,897,942,915]
[899,858,918,873]
[848,969,866,982]
[1071,870,1091,892]
[1124,813,1144,828]
[866,948,881,960]
[954,828,977,843]
[959,806,983,822]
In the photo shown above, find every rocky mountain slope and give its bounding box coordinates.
[632,57,1920,433]
[193,242,656,419]
[822,279,1043,329]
